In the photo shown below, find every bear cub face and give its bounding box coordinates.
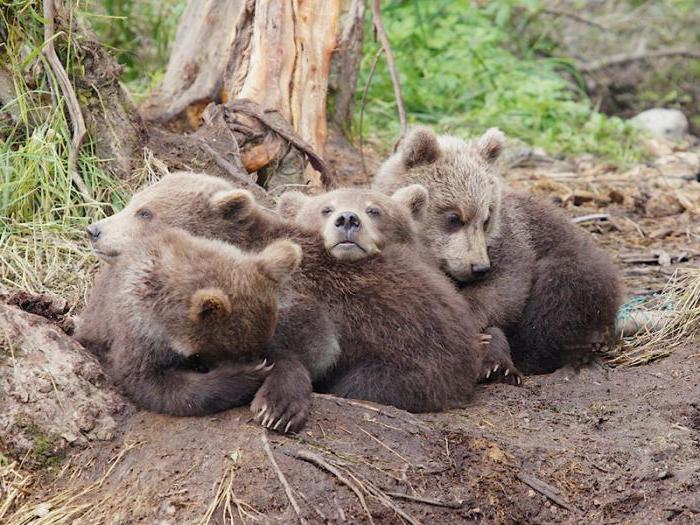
[374,127,506,283]
[277,186,428,261]
[114,228,301,362]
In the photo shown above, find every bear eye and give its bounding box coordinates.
[137,208,153,220]
[320,206,333,216]
[366,206,382,217]
[445,212,462,230]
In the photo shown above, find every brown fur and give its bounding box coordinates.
[77,228,301,415]
[374,127,623,374]
[86,173,490,412]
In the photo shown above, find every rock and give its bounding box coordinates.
[631,109,689,140]
[654,152,700,180]
[644,193,684,218]
[0,303,129,466]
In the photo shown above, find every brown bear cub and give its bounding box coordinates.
[77,227,302,418]
[374,127,623,374]
[84,172,513,416]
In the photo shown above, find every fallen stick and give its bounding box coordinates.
[578,47,700,72]
[292,449,375,524]
[516,473,576,512]
[313,393,431,431]
[261,433,308,525]
[42,0,92,203]
[385,491,464,510]
[572,213,609,224]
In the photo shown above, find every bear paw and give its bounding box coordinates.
[250,363,312,434]
[479,327,523,387]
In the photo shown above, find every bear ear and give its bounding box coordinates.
[210,189,255,219]
[476,128,505,163]
[398,127,440,169]
[189,288,232,324]
[391,184,429,222]
[257,240,303,285]
[276,191,309,221]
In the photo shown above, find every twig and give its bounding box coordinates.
[313,393,431,431]
[572,213,610,224]
[261,433,308,525]
[356,426,412,465]
[359,47,384,177]
[578,47,700,73]
[42,0,92,203]
[516,473,576,512]
[385,491,464,510]
[371,0,406,133]
[292,449,374,524]
[540,8,608,30]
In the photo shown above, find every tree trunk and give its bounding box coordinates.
[143,0,343,190]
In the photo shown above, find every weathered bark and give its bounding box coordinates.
[329,0,366,130]
[143,0,341,189]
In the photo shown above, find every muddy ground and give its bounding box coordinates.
[2,135,699,524]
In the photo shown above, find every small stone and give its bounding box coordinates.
[644,193,684,218]
[631,108,689,140]
[527,489,536,498]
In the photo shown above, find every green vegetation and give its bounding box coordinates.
[356,0,644,162]
[0,1,130,304]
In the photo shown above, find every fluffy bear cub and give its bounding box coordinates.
[374,127,623,374]
[84,172,504,414]
[77,227,302,418]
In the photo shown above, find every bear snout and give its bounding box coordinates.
[470,263,491,278]
[86,224,101,242]
[334,212,361,233]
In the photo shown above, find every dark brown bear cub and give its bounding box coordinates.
[85,172,509,414]
[374,127,623,374]
[77,227,302,418]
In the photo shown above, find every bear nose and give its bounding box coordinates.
[335,212,361,232]
[86,224,101,241]
[471,263,490,277]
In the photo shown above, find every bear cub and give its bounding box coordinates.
[77,227,303,419]
[375,127,622,374]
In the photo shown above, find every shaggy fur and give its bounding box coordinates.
[77,229,301,416]
[85,172,500,413]
[374,127,623,374]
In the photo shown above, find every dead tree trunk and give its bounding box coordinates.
[142,0,346,190]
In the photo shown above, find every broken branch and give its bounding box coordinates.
[578,47,700,72]
[516,473,576,512]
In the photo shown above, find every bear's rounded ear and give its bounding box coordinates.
[189,288,232,323]
[476,128,505,163]
[276,191,308,221]
[398,127,440,169]
[257,240,303,285]
[391,184,429,222]
[210,190,255,219]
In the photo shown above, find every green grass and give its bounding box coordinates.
[355,0,644,163]
[0,1,131,305]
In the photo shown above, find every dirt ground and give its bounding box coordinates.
[2,135,699,524]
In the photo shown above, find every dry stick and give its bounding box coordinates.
[578,47,700,72]
[313,393,431,431]
[42,0,92,203]
[385,491,464,510]
[371,0,406,133]
[261,433,308,525]
[572,213,610,224]
[292,449,375,525]
[516,473,576,512]
[359,47,384,177]
[540,8,608,30]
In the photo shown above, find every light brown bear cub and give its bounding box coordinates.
[84,172,507,415]
[77,228,300,417]
[374,127,623,374]
[278,186,520,384]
